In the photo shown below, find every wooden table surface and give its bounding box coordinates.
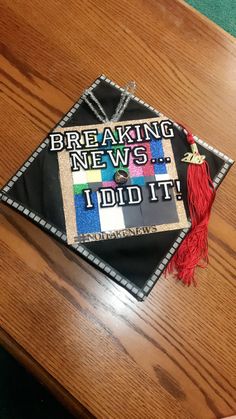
[0,0,236,418]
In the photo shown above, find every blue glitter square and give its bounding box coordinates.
[101,153,116,182]
[131,176,145,186]
[74,192,101,234]
[150,136,167,175]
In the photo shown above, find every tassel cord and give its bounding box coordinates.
[166,126,216,285]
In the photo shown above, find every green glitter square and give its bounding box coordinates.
[74,183,88,195]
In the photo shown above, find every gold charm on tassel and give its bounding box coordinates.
[181,143,206,165]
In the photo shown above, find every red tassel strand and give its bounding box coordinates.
[166,128,216,285]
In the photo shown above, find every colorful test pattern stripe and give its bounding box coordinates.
[73,131,178,236]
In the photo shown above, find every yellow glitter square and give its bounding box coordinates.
[86,169,102,182]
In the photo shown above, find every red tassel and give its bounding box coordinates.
[166,128,216,285]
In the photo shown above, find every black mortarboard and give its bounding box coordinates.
[0,75,233,300]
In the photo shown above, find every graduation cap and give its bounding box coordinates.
[0,75,233,300]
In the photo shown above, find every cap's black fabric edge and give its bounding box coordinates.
[0,190,144,298]
[0,74,234,301]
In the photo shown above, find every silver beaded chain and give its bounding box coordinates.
[82,81,136,123]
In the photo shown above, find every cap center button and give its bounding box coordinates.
[114,169,129,185]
